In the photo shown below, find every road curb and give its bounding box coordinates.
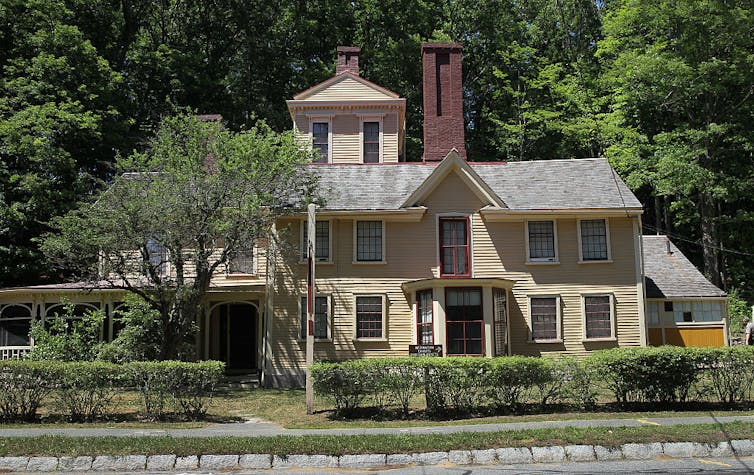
[1,439,751,471]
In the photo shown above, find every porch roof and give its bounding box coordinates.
[401,277,516,293]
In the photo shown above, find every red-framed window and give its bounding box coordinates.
[416,290,433,344]
[439,217,470,277]
[445,287,483,356]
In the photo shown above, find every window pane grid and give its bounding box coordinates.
[585,296,612,339]
[300,296,328,339]
[356,296,383,338]
[416,290,433,345]
[312,122,328,163]
[446,288,483,355]
[363,122,379,163]
[528,221,555,259]
[440,218,469,276]
[228,247,254,274]
[580,220,608,260]
[531,297,558,340]
[356,221,383,261]
[302,221,330,261]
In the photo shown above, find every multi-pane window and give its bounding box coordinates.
[146,238,167,277]
[528,221,556,261]
[439,217,470,276]
[672,301,723,323]
[445,288,483,355]
[355,296,384,339]
[580,219,609,261]
[356,221,383,261]
[302,220,330,262]
[312,122,329,163]
[584,295,612,339]
[363,121,380,163]
[228,245,254,274]
[416,290,433,344]
[646,302,660,325]
[0,304,32,346]
[493,288,507,356]
[300,296,329,339]
[530,297,558,341]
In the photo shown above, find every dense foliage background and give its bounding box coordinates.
[1,0,752,300]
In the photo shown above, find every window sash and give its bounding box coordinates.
[439,218,469,276]
[493,288,507,356]
[312,122,329,163]
[580,219,608,261]
[585,296,612,339]
[416,290,433,345]
[528,221,555,259]
[363,121,380,163]
[531,297,558,340]
[300,296,328,340]
[356,296,383,339]
[356,221,383,261]
[445,288,483,355]
[228,246,254,274]
[302,220,330,261]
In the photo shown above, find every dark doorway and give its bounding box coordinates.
[219,303,256,371]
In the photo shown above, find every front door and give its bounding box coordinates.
[219,303,256,371]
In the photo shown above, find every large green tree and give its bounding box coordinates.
[42,114,317,359]
[600,0,754,289]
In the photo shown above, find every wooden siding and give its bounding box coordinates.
[293,112,400,163]
[305,76,394,101]
[665,327,725,347]
[268,169,643,372]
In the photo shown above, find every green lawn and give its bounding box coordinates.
[0,422,752,457]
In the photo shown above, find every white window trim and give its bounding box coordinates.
[527,295,562,343]
[435,213,474,277]
[299,218,333,264]
[352,220,386,264]
[524,220,559,264]
[577,218,613,263]
[308,116,333,163]
[226,243,257,276]
[581,293,617,342]
[353,294,388,341]
[358,114,384,163]
[298,294,332,342]
[145,239,171,278]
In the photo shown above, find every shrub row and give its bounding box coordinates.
[312,346,754,417]
[0,360,224,422]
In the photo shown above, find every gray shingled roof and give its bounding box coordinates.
[310,158,642,211]
[642,235,726,299]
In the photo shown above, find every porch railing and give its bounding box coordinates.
[0,346,30,360]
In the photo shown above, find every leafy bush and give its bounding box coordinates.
[311,360,374,415]
[0,361,62,422]
[587,346,704,403]
[27,301,105,362]
[727,289,751,339]
[487,356,550,410]
[97,294,163,363]
[424,358,490,414]
[56,361,122,422]
[371,358,424,416]
[696,346,754,403]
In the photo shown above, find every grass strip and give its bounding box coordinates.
[0,422,752,457]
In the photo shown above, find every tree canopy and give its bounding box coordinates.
[41,114,316,359]
[1,0,753,300]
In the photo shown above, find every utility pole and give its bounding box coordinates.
[305,203,316,414]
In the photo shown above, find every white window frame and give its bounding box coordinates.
[581,293,617,342]
[353,294,387,341]
[527,295,562,343]
[226,243,257,276]
[525,220,559,264]
[298,294,332,342]
[352,220,386,264]
[308,116,333,163]
[300,219,332,264]
[577,218,612,263]
[145,238,170,278]
[358,114,384,163]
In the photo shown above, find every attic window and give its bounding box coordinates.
[312,122,329,163]
[363,122,380,163]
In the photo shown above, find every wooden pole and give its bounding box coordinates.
[305,203,316,414]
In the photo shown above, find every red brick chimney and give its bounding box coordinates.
[422,43,466,161]
[336,46,361,75]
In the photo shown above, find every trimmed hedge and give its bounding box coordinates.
[312,346,754,417]
[0,360,224,422]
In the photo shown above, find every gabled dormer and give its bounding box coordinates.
[287,47,407,163]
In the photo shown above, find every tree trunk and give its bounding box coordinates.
[699,190,723,288]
